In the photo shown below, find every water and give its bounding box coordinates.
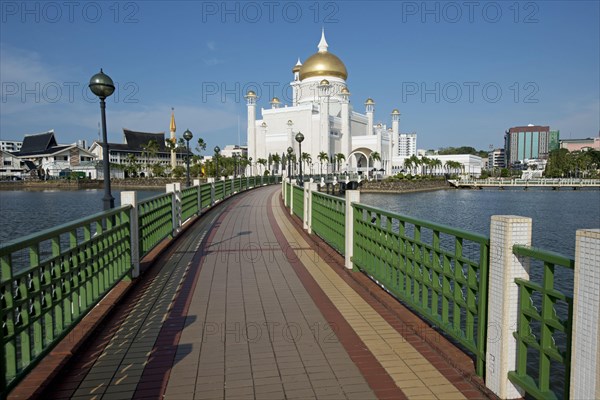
[0,188,163,245]
[361,187,600,399]
[361,188,600,258]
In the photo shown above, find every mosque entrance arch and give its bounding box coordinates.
[348,147,374,178]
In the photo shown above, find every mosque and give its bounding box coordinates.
[246,30,400,177]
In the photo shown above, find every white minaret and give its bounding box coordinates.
[365,98,375,135]
[341,87,351,163]
[291,58,302,106]
[391,109,400,176]
[169,108,177,170]
[245,90,257,174]
[318,79,331,156]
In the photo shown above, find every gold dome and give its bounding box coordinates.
[299,51,348,81]
[245,90,257,98]
[340,87,350,94]
[271,97,280,103]
[365,98,375,105]
[391,109,400,115]
[319,79,330,86]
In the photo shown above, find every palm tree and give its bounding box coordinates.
[141,140,160,175]
[301,153,311,174]
[408,155,421,175]
[257,158,267,175]
[271,153,281,175]
[195,137,206,156]
[431,159,443,175]
[335,153,346,173]
[318,151,328,176]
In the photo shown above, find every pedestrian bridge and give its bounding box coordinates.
[1,177,598,400]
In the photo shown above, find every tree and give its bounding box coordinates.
[257,158,267,175]
[431,159,443,175]
[318,151,328,176]
[141,139,160,176]
[172,166,185,178]
[151,163,166,177]
[124,153,140,178]
[195,137,206,156]
[408,155,421,175]
[271,153,281,174]
[301,152,311,173]
[335,153,346,172]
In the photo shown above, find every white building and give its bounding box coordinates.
[0,150,26,178]
[220,145,247,158]
[246,30,398,178]
[13,131,97,178]
[391,132,417,173]
[488,148,505,169]
[0,140,22,152]
[430,154,484,177]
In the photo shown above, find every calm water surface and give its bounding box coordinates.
[361,188,600,258]
[0,189,162,245]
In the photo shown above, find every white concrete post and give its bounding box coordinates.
[193,179,202,215]
[345,190,360,270]
[306,182,319,234]
[283,180,288,206]
[570,229,600,400]
[120,191,140,278]
[289,179,296,216]
[166,183,182,236]
[207,177,215,205]
[486,215,532,399]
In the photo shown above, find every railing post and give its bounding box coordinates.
[345,190,360,270]
[166,183,182,236]
[290,179,296,216]
[207,177,215,206]
[486,215,531,399]
[283,180,288,206]
[193,179,202,216]
[304,182,317,231]
[121,191,140,278]
[570,229,600,400]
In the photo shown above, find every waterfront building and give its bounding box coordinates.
[89,129,190,177]
[560,136,600,152]
[11,130,96,178]
[0,150,27,178]
[219,144,247,159]
[429,154,484,177]
[0,140,23,152]
[488,148,506,169]
[247,30,396,177]
[504,125,559,167]
[391,132,418,173]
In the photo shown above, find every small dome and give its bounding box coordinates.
[319,79,330,86]
[365,98,375,105]
[271,97,280,103]
[391,109,400,115]
[246,90,257,98]
[340,87,350,94]
[261,122,267,128]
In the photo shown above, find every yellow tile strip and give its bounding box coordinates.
[272,196,466,400]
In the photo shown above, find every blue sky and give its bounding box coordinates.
[1,1,598,152]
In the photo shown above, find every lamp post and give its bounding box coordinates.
[233,154,237,178]
[89,69,116,210]
[248,157,252,177]
[287,146,293,183]
[214,146,220,179]
[183,129,193,187]
[295,132,304,185]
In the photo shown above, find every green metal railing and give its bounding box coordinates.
[138,193,173,258]
[508,245,574,400]
[200,183,212,209]
[214,180,224,202]
[292,185,304,219]
[181,186,199,221]
[352,203,490,377]
[0,207,132,394]
[285,181,291,206]
[224,179,232,197]
[311,192,346,255]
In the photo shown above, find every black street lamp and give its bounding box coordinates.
[287,146,293,183]
[214,146,220,179]
[295,132,304,185]
[183,129,193,187]
[89,69,116,211]
[248,157,252,176]
[233,154,237,178]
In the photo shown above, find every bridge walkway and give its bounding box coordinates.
[43,185,489,400]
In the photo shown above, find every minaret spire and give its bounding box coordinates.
[318,28,328,53]
[170,107,176,133]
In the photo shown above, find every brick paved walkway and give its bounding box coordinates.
[43,185,491,400]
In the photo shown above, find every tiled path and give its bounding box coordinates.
[42,185,491,400]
